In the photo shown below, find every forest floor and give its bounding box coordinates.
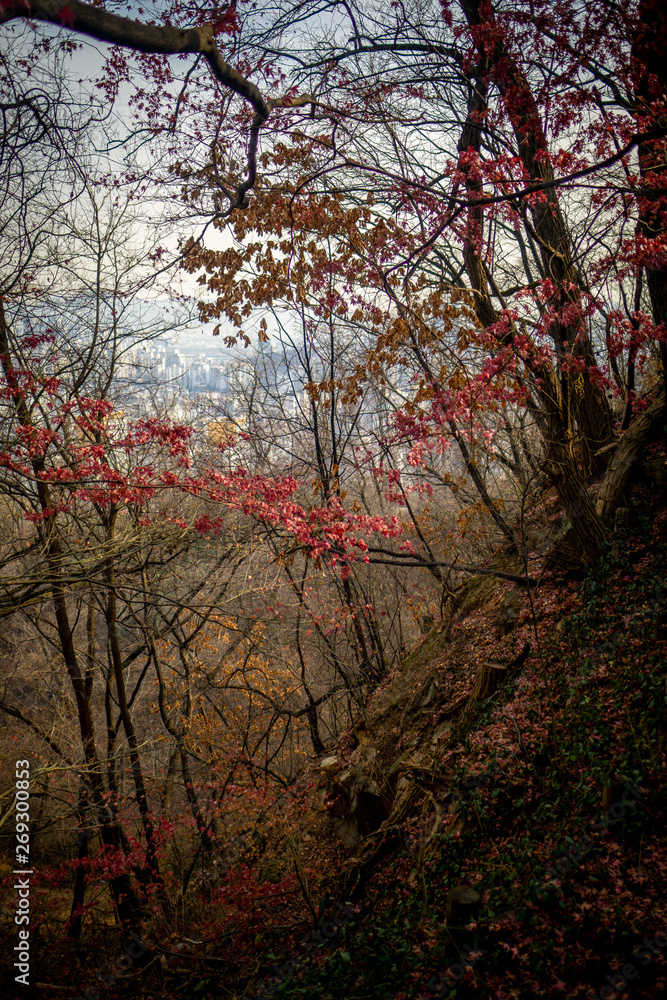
[3,438,667,1000]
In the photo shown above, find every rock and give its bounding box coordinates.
[332,818,362,849]
[408,673,438,713]
[431,721,452,749]
[338,762,380,813]
[324,749,389,845]
[320,756,339,774]
[395,775,413,796]
[420,613,435,634]
[498,588,525,637]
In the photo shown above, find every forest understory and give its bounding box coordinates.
[2,432,666,1000]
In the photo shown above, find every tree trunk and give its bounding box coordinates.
[453,58,610,565]
[596,395,667,522]
[633,0,667,401]
[459,0,614,477]
[104,508,165,903]
[0,301,145,940]
[546,453,610,569]
[68,793,92,940]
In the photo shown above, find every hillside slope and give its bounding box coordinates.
[238,449,667,1000]
[8,445,665,1000]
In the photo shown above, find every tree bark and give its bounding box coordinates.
[0,300,144,939]
[0,0,313,210]
[633,0,667,401]
[596,395,667,522]
[453,59,610,565]
[104,508,166,903]
[459,0,614,476]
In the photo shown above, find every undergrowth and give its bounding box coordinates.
[260,512,667,999]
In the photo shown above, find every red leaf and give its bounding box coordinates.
[57,4,75,27]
